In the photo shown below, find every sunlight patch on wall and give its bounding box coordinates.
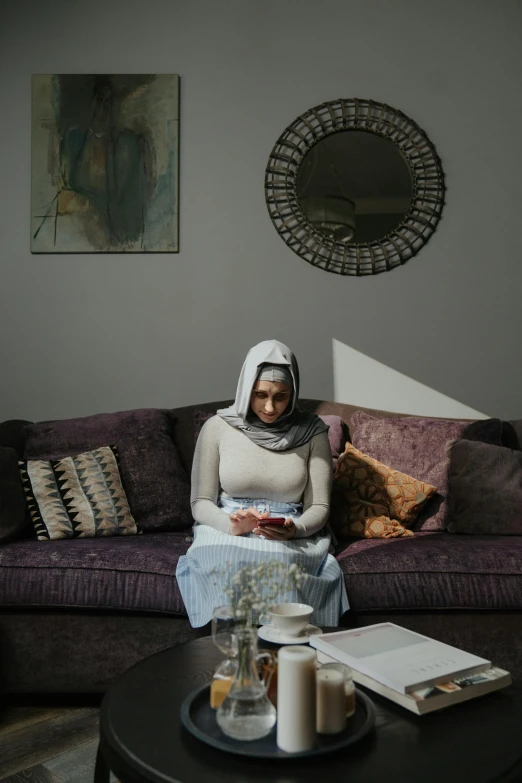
[333,339,488,419]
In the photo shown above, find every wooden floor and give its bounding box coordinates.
[0,700,118,783]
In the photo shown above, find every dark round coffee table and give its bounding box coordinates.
[95,636,522,783]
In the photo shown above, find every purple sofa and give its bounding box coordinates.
[0,399,521,693]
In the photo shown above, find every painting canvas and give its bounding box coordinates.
[31,74,179,253]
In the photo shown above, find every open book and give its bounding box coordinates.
[309,623,492,694]
[316,649,511,715]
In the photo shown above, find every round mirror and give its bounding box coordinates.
[296,131,412,244]
[265,99,445,276]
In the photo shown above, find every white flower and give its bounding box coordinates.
[212,559,307,622]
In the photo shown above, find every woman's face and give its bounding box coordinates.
[250,381,291,424]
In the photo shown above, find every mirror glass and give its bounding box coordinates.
[296,130,413,244]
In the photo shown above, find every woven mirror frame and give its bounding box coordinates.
[265,98,445,276]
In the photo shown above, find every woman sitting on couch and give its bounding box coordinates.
[176,339,349,627]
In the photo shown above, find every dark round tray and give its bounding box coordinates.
[180,684,376,759]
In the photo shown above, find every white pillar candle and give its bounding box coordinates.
[276,645,317,753]
[316,668,346,735]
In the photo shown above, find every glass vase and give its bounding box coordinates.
[216,626,276,741]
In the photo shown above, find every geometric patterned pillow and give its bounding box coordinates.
[333,442,437,539]
[18,446,141,540]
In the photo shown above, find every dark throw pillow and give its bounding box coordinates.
[0,447,30,543]
[193,410,215,444]
[23,408,191,532]
[507,420,522,450]
[460,418,503,445]
[446,440,522,535]
[19,446,141,540]
[0,419,33,458]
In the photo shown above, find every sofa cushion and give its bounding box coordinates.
[318,415,346,467]
[0,532,191,614]
[350,412,503,531]
[337,531,522,611]
[332,442,437,539]
[193,409,214,444]
[509,419,522,450]
[23,408,191,532]
[19,446,140,540]
[0,420,33,458]
[0,447,31,543]
[446,440,522,535]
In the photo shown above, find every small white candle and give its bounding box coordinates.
[316,668,346,735]
[277,645,317,753]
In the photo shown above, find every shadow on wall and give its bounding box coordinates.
[332,338,488,420]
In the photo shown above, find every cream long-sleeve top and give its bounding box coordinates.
[190,415,333,538]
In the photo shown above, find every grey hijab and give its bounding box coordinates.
[217,340,328,451]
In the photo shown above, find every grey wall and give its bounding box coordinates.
[1,0,521,422]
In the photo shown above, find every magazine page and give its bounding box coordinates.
[411,667,509,702]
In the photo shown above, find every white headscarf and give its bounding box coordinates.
[217,340,328,451]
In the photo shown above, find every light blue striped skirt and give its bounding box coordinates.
[176,496,350,628]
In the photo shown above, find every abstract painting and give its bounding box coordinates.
[31,74,179,252]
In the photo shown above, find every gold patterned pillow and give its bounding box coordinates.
[332,442,437,539]
[19,446,141,540]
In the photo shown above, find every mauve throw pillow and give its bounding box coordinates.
[351,411,503,530]
[350,412,503,531]
[446,440,522,534]
[0,447,30,543]
[23,409,191,532]
[193,411,346,468]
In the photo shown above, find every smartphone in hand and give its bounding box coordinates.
[257,517,286,526]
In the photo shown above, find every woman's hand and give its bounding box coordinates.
[253,518,296,541]
[229,507,262,536]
